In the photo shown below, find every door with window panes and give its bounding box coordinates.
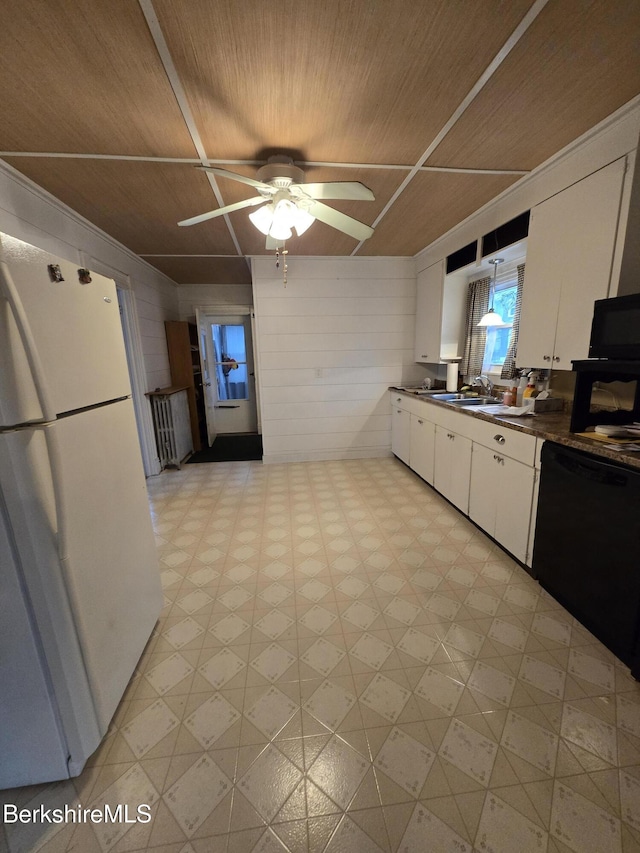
[204,315,257,434]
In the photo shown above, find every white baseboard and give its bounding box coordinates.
[262,447,393,465]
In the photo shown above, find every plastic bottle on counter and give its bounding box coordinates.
[502,388,514,406]
[516,371,529,406]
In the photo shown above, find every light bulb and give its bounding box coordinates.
[248,204,274,236]
[292,206,315,236]
[268,199,293,240]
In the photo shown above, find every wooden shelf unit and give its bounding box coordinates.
[165,321,207,451]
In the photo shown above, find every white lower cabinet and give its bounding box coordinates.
[391,393,539,565]
[526,439,544,568]
[410,414,435,484]
[469,443,535,564]
[434,425,472,514]
[391,405,411,465]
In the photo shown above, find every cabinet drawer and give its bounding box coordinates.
[467,417,536,465]
[422,402,460,431]
[390,391,412,412]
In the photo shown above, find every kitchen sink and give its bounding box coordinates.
[450,397,502,406]
[394,387,445,395]
[430,393,500,406]
[430,393,467,401]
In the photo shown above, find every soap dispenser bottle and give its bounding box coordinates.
[522,380,536,399]
[523,371,540,400]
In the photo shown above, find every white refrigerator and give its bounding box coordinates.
[0,232,163,789]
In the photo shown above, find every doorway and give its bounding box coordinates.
[198,311,259,440]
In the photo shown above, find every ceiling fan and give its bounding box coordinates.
[177,155,375,247]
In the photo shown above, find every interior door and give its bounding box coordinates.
[196,310,218,447]
[202,314,258,435]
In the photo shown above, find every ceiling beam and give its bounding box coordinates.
[351,0,551,255]
[0,150,529,179]
[137,0,246,261]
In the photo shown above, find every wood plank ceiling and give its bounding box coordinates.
[1,0,639,284]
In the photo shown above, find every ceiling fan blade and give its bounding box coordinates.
[178,196,265,227]
[197,165,270,191]
[296,182,375,201]
[306,200,374,241]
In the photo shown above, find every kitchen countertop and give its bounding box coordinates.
[390,387,640,470]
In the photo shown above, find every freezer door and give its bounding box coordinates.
[51,398,163,730]
[0,233,131,426]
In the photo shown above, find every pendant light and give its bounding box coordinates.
[477,258,505,326]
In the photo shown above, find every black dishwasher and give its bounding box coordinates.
[532,442,640,676]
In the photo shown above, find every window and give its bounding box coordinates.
[481,281,518,374]
[212,323,249,400]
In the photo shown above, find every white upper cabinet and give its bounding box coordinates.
[414,260,444,363]
[414,259,468,364]
[516,157,627,371]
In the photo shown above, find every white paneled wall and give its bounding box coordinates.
[178,283,253,321]
[252,256,426,463]
[131,278,179,391]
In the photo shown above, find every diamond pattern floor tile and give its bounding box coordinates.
[10,457,637,853]
[163,754,232,837]
[308,736,370,810]
[237,745,303,822]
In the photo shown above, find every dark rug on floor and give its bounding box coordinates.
[187,433,263,463]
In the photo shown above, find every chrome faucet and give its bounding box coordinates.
[474,375,493,396]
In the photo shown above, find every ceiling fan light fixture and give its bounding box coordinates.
[187,158,375,242]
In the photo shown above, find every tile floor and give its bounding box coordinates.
[3,457,640,853]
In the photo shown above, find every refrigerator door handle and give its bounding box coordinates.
[42,424,69,560]
[0,259,56,421]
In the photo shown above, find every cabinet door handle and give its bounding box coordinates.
[417,419,423,424]
[553,355,560,362]
[493,454,504,464]
[493,434,506,444]
[396,409,402,414]
[396,397,402,402]
[543,355,551,361]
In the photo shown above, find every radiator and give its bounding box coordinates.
[150,388,193,468]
